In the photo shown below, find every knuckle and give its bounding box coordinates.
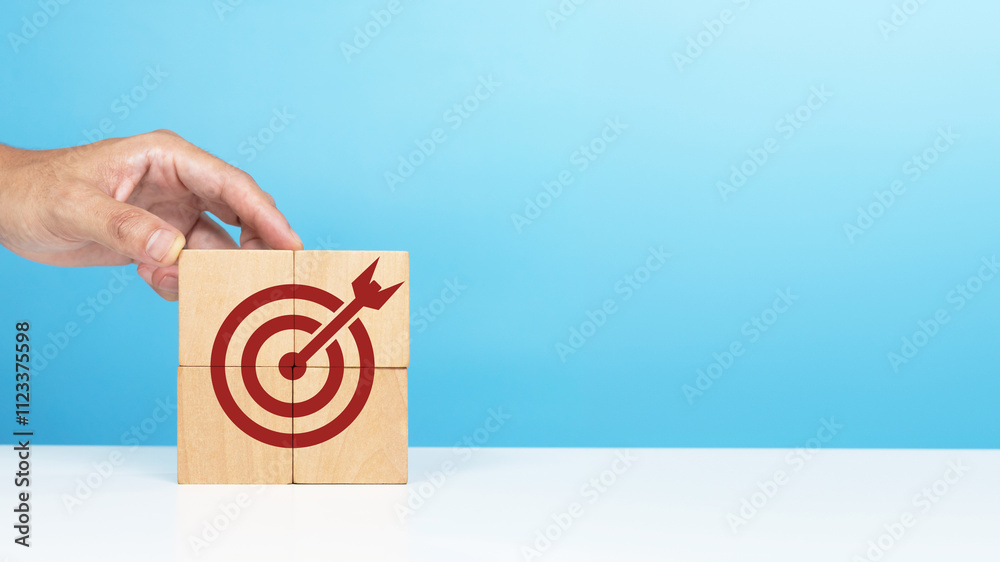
[141,129,183,150]
[152,128,181,139]
[219,167,253,198]
[232,167,255,187]
[105,207,149,244]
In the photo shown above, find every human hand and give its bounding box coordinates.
[0,130,303,301]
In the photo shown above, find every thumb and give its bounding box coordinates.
[69,191,186,267]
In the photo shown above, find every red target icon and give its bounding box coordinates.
[210,259,403,449]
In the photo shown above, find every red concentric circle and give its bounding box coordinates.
[210,284,375,449]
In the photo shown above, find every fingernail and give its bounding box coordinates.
[159,275,179,293]
[291,230,303,250]
[146,229,184,263]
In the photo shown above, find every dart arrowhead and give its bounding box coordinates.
[352,258,404,311]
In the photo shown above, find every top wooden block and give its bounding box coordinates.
[178,250,408,368]
[294,251,409,368]
[179,250,294,367]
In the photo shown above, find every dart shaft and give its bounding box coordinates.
[296,299,365,362]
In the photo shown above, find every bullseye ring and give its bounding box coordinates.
[210,284,376,449]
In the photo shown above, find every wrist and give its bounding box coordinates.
[0,144,13,172]
[0,145,35,245]
[0,145,15,249]
[0,144,30,182]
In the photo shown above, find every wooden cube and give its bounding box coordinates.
[292,367,407,483]
[177,250,409,485]
[178,250,294,367]
[177,366,292,484]
[293,251,409,368]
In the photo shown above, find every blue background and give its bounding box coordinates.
[2,0,998,448]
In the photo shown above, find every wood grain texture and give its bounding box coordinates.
[293,251,409,368]
[178,250,293,367]
[293,367,408,484]
[177,249,408,484]
[177,366,292,484]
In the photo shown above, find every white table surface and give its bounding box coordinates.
[2,446,998,561]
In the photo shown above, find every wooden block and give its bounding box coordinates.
[177,249,408,485]
[177,366,292,484]
[293,251,409,368]
[178,250,294,367]
[292,367,407,484]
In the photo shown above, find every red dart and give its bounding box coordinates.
[288,258,403,369]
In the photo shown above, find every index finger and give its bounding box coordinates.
[138,130,304,251]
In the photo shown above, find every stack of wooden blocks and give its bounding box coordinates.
[176,250,408,484]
